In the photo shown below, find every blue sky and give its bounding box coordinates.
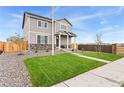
[0,6,124,44]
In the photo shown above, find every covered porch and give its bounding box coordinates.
[55,31,77,49]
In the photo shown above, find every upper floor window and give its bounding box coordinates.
[37,20,48,29]
[60,24,66,30]
[38,21,41,27]
[44,22,47,28]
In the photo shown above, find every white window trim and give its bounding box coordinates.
[60,23,67,31]
[36,34,49,44]
[37,20,48,29]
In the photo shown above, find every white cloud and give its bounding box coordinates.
[100,19,109,25]
[96,24,124,43]
[0,31,2,34]
[116,6,124,14]
[69,6,124,24]
[0,13,23,38]
[75,30,95,44]
[67,7,124,44]
[11,13,23,19]
[70,13,102,22]
[97,25,120,34]
[98,26,113,32]
[100,25,119,30]
[102,30,124,43]
[54,6,60,13]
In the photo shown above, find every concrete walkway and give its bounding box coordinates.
[64,50,111,63]
[53,57,124,87]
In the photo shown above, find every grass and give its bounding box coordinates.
[121,83,124,87]
[24,53,106,87]
[80,51,122,61]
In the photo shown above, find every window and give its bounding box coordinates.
[44,22,48,28]
[45,36,47,44]
[37,35,41,44]
[60,24,66,30]
[37,20,48,29]
[38,21,41,27]
[37,35,48,44]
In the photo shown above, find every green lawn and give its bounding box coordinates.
[24,53,106,87]
[80,51,122,61]
[122,83,124,87]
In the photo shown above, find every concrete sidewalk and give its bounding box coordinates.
[53,57,124,87]
[64,50,111,63]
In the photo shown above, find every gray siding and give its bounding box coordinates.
[55,19,72,33]
[30,17,52,34]
[29,32,52,44]
[23,14,73,45]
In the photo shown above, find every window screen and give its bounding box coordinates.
[37,35,41,44]
[61,25,66,30]
[38,21,41,27]
[37,35,48,44]
[38,21,48,28]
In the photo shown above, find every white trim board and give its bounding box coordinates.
[30,31,51,35]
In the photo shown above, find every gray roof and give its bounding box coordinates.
[56,18,72,26]
[22,12,72,28]
[22,12,52,28]
[55,31,77,37]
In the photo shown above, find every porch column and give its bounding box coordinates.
[67,35,69,49]
[59,34,61,49]
[74,37,76,44]
[28,15,31,52]
[74,37,76,50]
[55,36,56,47]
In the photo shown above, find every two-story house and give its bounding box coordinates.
[22,12,77,51]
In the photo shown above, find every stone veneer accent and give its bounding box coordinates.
[30,44,53,51]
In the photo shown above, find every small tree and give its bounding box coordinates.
[6,33,23,43]
[6,34,24,54]
[95,32,102,55]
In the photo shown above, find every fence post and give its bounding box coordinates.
[112,44,117,54]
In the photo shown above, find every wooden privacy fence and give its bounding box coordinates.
[0,41,4,52]
[0,41,28,52]
[112,44,124,55]
[78,44,124,55]
[78,44,112,53]
[70,44,78,50]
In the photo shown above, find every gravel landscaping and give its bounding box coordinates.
[0,50,64,87]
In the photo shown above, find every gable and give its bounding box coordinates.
[22,12,72,29]
[22,12,52,29]
[57,18,72,26]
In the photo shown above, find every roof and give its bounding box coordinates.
[55,31,77,37]
[56,18,72,26]
[22,12,52,28]
[68,32,77,37]
[22,12,72,28]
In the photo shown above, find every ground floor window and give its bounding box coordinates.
[37,35,48,44]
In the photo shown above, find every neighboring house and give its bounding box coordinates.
[22,12,77,51]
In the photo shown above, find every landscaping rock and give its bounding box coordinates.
[0,50,64,87]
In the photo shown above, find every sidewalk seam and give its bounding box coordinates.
[90,72,121,85]
[63,82,70,87]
